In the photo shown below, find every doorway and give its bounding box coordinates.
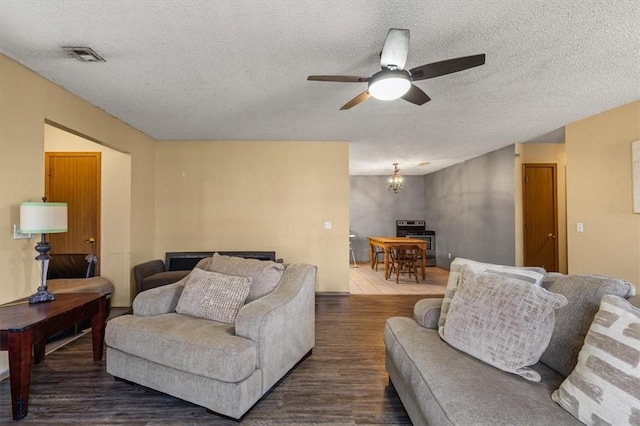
[44,122,132,307]
[522,163,559,271]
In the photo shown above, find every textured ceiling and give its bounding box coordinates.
[1,0,638,175]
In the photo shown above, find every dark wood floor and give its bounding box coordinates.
[0,294,433,425]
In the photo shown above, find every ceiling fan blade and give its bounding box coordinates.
[381,28,410,70]
[410,54,486,81]
[402,85,431,105]
[340,91,371,110]
[307,75,369,83]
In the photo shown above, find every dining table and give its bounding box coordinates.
[368,236,427,281]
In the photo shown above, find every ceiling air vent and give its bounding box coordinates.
[62,46,105,62]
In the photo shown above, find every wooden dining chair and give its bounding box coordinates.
[389,245,422,284]
[372,246,385,271]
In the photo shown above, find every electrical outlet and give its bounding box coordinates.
[448,252,452,259]
[576,222,584,233]
[13,224,32,239]
[323,221,332,230]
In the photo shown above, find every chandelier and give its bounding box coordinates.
[387,163,405,193]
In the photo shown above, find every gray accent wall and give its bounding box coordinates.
[424,145,516,269]
[349,176,426,261]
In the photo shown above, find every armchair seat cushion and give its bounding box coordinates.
[105,313,257,383]
[48,276,114,298]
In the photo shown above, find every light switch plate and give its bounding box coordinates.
[13,224,32,239]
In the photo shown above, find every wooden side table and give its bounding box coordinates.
[0,292,107,420]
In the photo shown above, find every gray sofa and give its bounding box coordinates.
[106,260,316,419]
[384,271,637,426]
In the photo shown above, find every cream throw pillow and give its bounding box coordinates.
[552,295,640,425]
[438,257,546,337]
[175,268,252,324]
[442,266,567,381]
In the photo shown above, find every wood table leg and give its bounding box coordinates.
[369,243,374,269]
[33,340,45,364]
[421,249,426,279]
[91,296,107,361]
[8,329,33,420]
[384,247,390,280]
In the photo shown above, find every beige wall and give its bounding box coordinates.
[0,54,156,305]
[44,124,132,306]
[155,141,350,292]
[515,143,568,273]
[566,100,640,284]
[0,54,157,373]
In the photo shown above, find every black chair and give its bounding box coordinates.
[47,253,98,279]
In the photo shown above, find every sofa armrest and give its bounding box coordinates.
[134,260,166,294]
[414,297,444,329]
[235,263,316,393]
[132,279,186,316]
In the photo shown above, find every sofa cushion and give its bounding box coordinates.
[206,253,284,303]
[384,317,582,425]
[442,266,567,381]
[105,313,257,383]
[540,274,636,377]
[552,295,640,425]
[175,268,252,324]
[438,257,546,336]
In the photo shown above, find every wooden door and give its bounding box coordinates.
[45,153,101,264]
[523,164,558,271]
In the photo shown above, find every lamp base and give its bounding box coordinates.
[29,288,56,304]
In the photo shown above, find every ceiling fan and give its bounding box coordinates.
[307,29,486,110]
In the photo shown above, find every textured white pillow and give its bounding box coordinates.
[552,295,640,425]
[442,265,567,381]
[175,268,252,324]
[438,257,546,336]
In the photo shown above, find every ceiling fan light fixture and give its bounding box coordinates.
[368,70,411,100]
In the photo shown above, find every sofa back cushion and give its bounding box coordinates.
[540,274,636,377]
[438,257,546,336]
[204,253,285,303]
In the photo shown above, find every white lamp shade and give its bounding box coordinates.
[20,202,68,233]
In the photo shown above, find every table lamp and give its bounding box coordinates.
[20,199,68,304]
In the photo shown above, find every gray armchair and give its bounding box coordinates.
[105,262,316,419]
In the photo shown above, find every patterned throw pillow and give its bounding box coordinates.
[442,266,567,381]
[438,258,546,337]
[175,268,252,324]
[552,295,640,425]
[207,253,284,303]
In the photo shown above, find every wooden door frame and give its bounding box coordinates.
[522,163,559,271]
[45,152,101,265]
